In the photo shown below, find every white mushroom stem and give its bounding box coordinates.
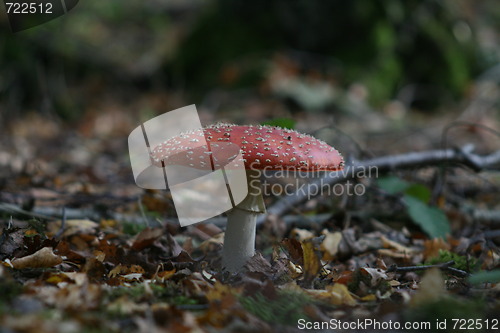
[222,169,265,272]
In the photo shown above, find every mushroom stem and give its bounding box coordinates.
[223,169,265,272]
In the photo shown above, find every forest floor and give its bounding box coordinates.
[0,85,499,332]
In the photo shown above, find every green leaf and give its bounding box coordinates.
[405,184,431,202]
[468,270,500,285]
[404,195,450,239]
[377,176,409,194]
[261,118,296,130]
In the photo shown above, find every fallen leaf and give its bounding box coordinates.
[100,219,118,229]
[381,235,414,254]
[47,219,98,237]
[206,282,238,301]
[123,273,143,281]
[244,252,274,276]
[321,230,342,260]
[302,238,321,285]
[108,264,145,278]
[154,269,176,282]
[360,294,377,302]
[0,228,25,258]
[423,238,451,260]
[306,283,357,306]
[197,233,224,253]
[93,250,106,262]
[287,261,303,279]
[410,268,446,307]
[334,270,354,285]
[360,267,389,287]
[193,223,223,239]
[290,228,314,241]
[377,248,411,259]
[281,238,303,264]
[11,247,62,269]
[131,227,164,251]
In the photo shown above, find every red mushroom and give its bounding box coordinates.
[151,123,344,272]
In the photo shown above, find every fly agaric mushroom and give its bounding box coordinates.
[150,123,344,272]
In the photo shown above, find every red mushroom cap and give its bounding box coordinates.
[150,123,344,172]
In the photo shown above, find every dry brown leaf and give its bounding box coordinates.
[93,250,106,262]
[360,294,377,302]
[183,272,215,296]
[108,264,145,278]
[46,273,72,286]
[155,269,176,282]
[306,284,357,306]
[48,219,98,237]
[287,261,303,279]
[197,233,224,252]
[193,223,223,238]
[281,238,303,264]
[376,258,388,270]
[334,270,354,285]
[108,265,126,278]
[182,237,194,254]
[62,272,88,286]
[321,230,342,260]
[290,228,314,241]
[410,268,446,307]
[302,238,321,284]
[360,267,389,287]
[100,219,118,229]
[245,252,274,275]
[206,282,240,301]
[381,235,414,254]
[377,248,411,259]
[11,247,62,269]
[423,238,451,260]
[131,227,164,251]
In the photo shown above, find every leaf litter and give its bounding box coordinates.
[0,112,499,332]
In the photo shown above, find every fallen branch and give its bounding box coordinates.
[258,146,500,225]
[387,260,470,278]
[0,203,164,227]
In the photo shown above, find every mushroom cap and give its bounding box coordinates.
[150,123,344,172]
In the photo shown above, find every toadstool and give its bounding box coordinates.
[150,123,344,272]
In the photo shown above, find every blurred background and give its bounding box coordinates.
[0,0,499,197]
[2,2,500,330]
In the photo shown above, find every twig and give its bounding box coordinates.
[387,260,470,278]
[0,203,162,227]
[54,207,66,240]
[258,147,500,225]
[473,210,500,225]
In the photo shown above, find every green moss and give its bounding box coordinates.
[239,289,314,325]
[107,284,148,302]
[106,282,199,307]
[426,250,479,272]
